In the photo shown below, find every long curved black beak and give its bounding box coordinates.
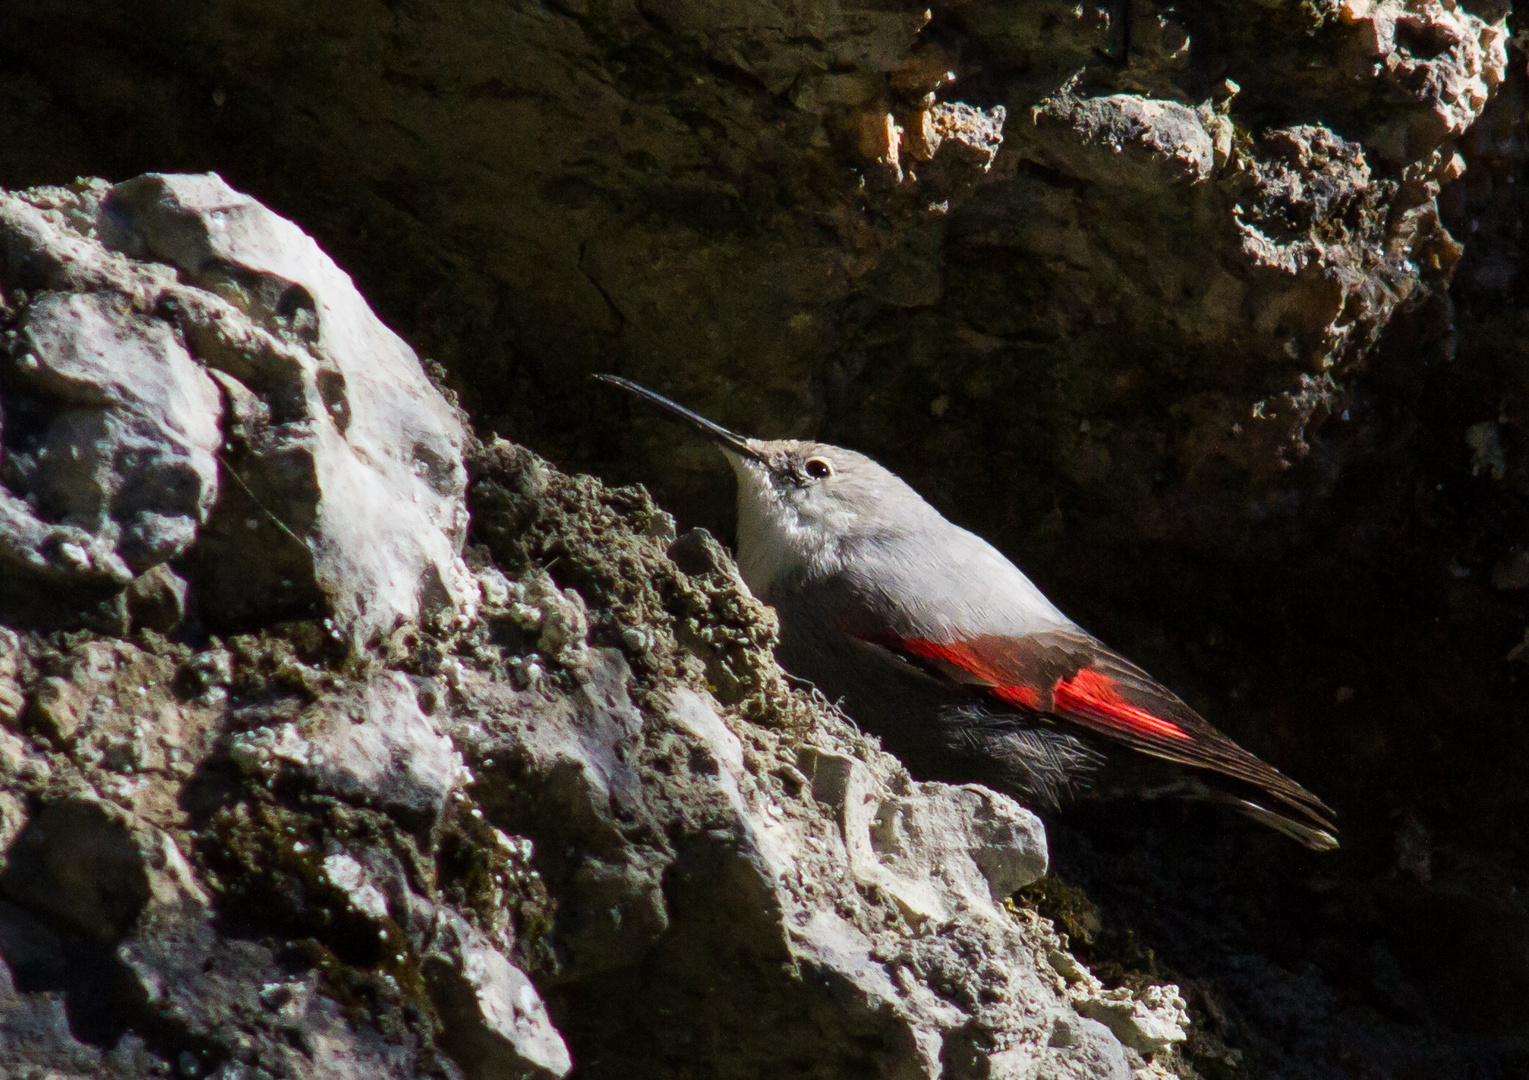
[594,374,767,462]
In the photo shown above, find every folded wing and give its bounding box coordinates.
[866,628,1336,835]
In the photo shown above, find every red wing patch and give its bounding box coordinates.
[895,638,1045,709]
[861,629,1334,835]
[887,637,1187,740]
[1051,668,1191,742]
[991,683,1044,710]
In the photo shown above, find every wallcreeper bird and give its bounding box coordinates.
[597,375,1337,850]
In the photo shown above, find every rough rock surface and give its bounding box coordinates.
[0,174,475,642]
[0,197,1192,1070]
[0,395,1188,1078]
[2,0,1529,1077]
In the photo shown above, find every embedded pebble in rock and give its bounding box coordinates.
[424,909,573,1080]
[228,670,469,826]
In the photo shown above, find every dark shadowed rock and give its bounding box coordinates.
[1,797,205,942]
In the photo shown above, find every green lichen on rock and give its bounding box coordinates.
[467,437,818,729]
[0,427,1178,1078]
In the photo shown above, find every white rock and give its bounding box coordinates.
[424,910,572,1079]
[321,853,391,921]
[230,671,466,823]
[0,174,477,639]
[799,746,1048,924]
[1034,1014,1132,1080]
[1075,985,1189,1054]
[0,285,222,586]
[104,172,478,641]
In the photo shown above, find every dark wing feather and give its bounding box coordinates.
[939,704,1105,810]
[868,629,1335,831]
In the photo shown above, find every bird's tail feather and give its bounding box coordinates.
[1132,775,1339,850]
[1219,794,1339,851]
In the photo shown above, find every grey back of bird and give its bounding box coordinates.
[729,440,1104,803]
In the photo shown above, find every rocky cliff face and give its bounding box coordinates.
[1,0,1528,1077]
[0,176,1192,1079]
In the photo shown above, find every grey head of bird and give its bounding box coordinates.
[593,375,930,594]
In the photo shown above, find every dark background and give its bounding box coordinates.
[3,1,1528,1074]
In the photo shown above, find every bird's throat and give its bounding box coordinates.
[731,464,837,601]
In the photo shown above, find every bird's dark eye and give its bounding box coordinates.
[804,456,834,479]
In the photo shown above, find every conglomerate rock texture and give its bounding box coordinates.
[1,0,1529,1077]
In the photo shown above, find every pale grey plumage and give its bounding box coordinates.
[725,439,1076,641]
[596,375,1338,849]
[717,436,1107,808]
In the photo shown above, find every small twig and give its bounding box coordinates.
[216,451,307,549]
